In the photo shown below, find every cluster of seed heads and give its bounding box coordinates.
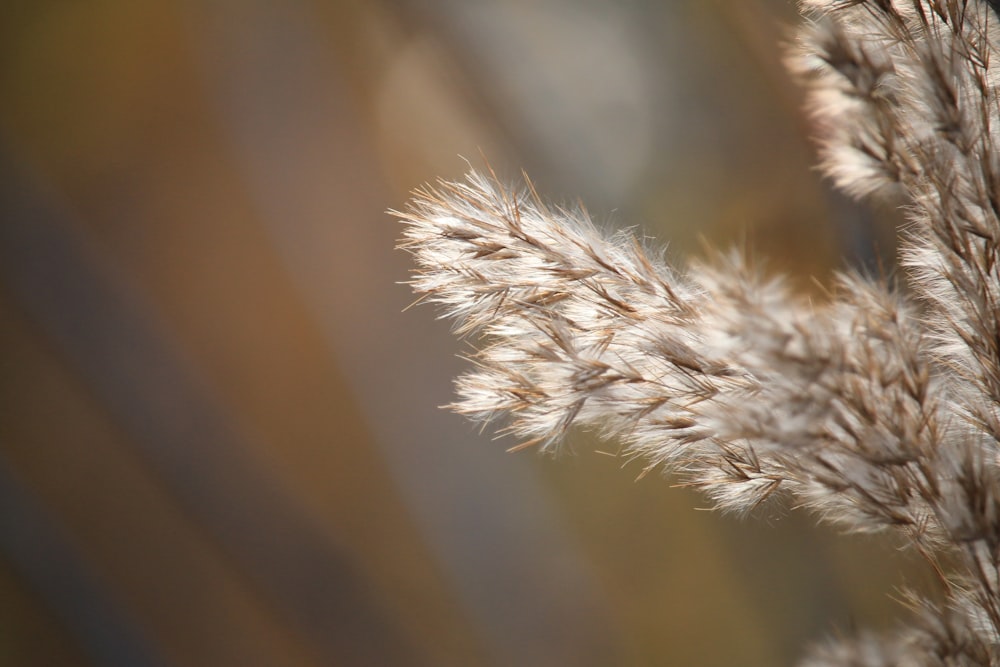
[398,1,1000,663]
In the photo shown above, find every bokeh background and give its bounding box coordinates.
[0,1,929,666]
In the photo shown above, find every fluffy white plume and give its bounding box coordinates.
[397,1,1000,663]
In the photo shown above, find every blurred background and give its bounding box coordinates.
[0,1,926,665]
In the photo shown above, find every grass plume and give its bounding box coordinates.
[397,1,1000,663]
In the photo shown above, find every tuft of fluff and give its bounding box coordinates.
[396,1,1000,664]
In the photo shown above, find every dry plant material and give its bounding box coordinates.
[397,1,1000,663]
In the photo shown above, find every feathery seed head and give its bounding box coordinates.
[396,1,1000,663]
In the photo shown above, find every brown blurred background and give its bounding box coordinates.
[0,1,923,666]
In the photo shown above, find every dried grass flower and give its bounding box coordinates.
[396,1,1000,663]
